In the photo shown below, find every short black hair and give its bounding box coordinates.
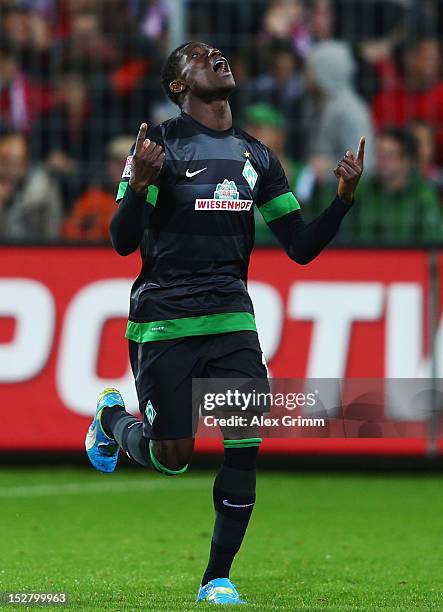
[381,127,419,162]
[161,42,192,106]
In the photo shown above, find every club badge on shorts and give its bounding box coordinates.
[145,400,157,426]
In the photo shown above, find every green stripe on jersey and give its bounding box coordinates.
[116,182,159,207]
[125,311,256,343]
[260,192,300,223]
[147,185,159,206]
[116,181,127,201]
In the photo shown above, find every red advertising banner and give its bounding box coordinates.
[0,247,436,455]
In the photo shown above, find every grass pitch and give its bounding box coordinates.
[0,468,442,611]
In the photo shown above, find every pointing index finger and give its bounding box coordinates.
[135,123,148,155]
[356,136,365,165]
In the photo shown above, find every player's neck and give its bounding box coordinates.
[182,98,232,131]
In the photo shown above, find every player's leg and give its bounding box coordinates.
[197,436,260,604]
[150,438,195,472]
[92,338,199,472]
[101,402,195,471]
[198,331,267,604]
[97,395,195,470]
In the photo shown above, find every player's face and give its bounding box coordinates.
[177,42,236,101]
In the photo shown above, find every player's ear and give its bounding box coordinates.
[170,80,186,95]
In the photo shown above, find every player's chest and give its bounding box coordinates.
[162,138,261,213]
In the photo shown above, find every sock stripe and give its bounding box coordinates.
[149,441,188,476]
[223,438,262,448]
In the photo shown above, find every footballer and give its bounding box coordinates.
[85,42,364,605]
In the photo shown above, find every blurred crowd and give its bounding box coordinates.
[1,0,443,245]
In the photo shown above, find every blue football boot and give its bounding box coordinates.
[85,388,124,473]
[197,578,246,604]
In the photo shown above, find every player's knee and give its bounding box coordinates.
[150,439,194,476]
[162,459,188,473]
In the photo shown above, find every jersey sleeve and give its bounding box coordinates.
[256,148,300,224]
[115,126,163,206]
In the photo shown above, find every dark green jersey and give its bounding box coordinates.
[116,111,300,342]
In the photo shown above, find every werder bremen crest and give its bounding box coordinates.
[242,159,258,190]
[214,179,239,200]
[145,400,156,426]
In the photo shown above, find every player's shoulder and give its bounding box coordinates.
[235,128,275,170]
[235,127,267,152]
[126,119,175,154]
[154,114,197,142]
[145,122,164,144]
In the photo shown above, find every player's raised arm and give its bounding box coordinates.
[110,123,165,256]
[261,139,365,264]
[333,136,365,204]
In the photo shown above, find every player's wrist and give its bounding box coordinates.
[129,179,149,195]
[337,191,354,206]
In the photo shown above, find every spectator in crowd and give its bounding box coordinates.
[1,4,54,84]
[0,128,62,239]
[62,135,133,242]
[304,40,375,188]
[187,0,266,48]
[262,0,310,57]
[372,35,443,165]
[262,0,334,57]
[105,38,161,137]
[92,1,164,138]
[243,103,300,245]
[244,103,299,190]
[0,40,53,133]
[138,0,169,41]
[410,121,443,191]
[244,38,305,158]
[247,38,304,110]
[309,0,334,43]
[55,9,119,75]
[30,68,108,211]
[346,127,443,243]
[19,0,58,20]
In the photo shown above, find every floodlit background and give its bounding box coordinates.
[1,2,443,610]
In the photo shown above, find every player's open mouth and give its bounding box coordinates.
[213,58,231,74]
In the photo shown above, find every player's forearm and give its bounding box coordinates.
[110,185,148,256]
[269,196,352,264]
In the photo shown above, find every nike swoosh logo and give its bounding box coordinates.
[186,167,207,178]
[222,499,255,508]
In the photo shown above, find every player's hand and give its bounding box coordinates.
[129,123,165,194]
[333,137,365,204]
